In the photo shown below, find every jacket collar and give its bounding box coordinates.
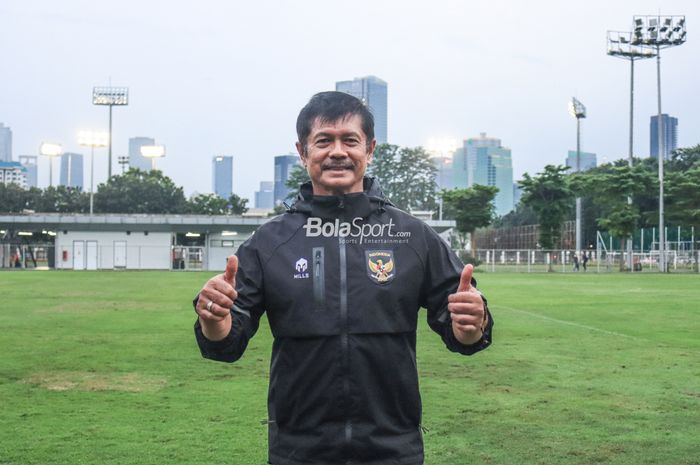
[288,176,392,220]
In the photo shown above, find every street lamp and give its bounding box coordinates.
[39,142,62,187]
[77,130,109,215]
[607,30,656,270]
[568,97,586,254]
[631,15,687,272]
[92,86,129,179]
[140,145,166,171]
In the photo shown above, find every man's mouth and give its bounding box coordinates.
[322,163,354,171]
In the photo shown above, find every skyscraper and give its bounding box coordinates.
[19,156,38,188]
[212,155,233,199]
[274,154,301,206]
[59,152,84,189]
[0,123,12,162]
[255,181,274,209]
[336,76,388,144]
[650,114,678,160]
[460,133,514,216]
[128,137,155,171]
[565,150,597,172]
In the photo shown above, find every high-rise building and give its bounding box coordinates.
[255,181,274,209]
[0,161,27,188]
[336,76,388,144]
[459,133,514,216]
[650,113,678,160]
[212,155,233,199]
[432,155,455,191]
[18,156,38,188]
[0,123,12,162]
[59,152,84,189]
[566,150,597,172]
[513,182,523,206]
[128,137,155,171]
[274,155,301,206]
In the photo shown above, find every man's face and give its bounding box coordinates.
[296,114,376,196]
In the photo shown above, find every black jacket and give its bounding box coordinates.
[194,177,493,465]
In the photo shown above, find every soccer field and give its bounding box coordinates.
[0,271,698,465]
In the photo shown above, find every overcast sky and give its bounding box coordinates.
[1,0,698,202]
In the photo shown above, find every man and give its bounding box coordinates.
[194,91,493,465]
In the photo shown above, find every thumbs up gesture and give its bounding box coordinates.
[447,264,487,345]
[197,255,239,324]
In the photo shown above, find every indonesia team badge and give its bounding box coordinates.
[366,250,395,284]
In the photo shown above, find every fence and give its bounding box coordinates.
[472,249,699,273]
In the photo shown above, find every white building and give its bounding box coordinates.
[0,161,27,188]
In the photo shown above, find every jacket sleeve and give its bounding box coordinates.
[420,226,493,356]
[193,237,266,363]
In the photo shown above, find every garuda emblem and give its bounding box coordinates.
[366,250,395,284]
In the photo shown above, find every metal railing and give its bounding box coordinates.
[470,249,699,273]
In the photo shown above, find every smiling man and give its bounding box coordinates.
[194,91,493,465]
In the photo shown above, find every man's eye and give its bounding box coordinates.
[345,139,360,145]
[315,139,330,145]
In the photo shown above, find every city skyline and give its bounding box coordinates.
[1,1,697,202]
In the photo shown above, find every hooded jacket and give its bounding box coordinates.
[194,177,493,465]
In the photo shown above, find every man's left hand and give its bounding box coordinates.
[447,264,487,345]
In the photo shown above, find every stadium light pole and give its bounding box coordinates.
[78,130,109,215]
[92,87,129,179]
[39,142,62,187]
[606,30,656,270]
[140,145,166,171]
[568,97,586,254]
[631,15,687,272]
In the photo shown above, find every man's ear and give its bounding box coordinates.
[366,139,377,164]
[295,141,307,166]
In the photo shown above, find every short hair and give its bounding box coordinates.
[296,91,375,151]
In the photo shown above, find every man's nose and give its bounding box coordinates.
[329,140,347,157]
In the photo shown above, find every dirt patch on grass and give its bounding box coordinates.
[21,371,167,392]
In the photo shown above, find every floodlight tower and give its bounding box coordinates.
[92,87,129,179]
[39,142,63,187]
[78,130,109,215]
[607,30,656,269]
[568,97,586,254]
[631,15,687,272]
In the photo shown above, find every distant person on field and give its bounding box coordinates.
[582,251,589,271]
[572,252,579,272]
[192,91,494,465]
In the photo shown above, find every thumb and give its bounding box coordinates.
[457,264,473,292]
[223,255,238,285]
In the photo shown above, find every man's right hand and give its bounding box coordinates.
[196,255,238,340]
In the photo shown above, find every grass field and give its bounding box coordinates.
[0,271,698,465]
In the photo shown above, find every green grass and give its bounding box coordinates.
[0,271,698,465]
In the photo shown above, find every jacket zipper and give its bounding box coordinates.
[312,247,325,311]
[339,239,352,448]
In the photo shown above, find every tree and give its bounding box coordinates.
[0,183,30,212]
[572,163,655,270]
[227,194,249,215]
[93,168,187,214]
[368,144,438,212]
[285,164,310,202]
[32,186,90,213]
[519,165,574,254]
[665,163,700,232]
[187,193,229,215]
[440,185,498,258]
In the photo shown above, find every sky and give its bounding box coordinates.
[1,0,698,203]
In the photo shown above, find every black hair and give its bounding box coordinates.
[296,91,375,151]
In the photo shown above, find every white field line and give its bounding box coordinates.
[492,305,641,340]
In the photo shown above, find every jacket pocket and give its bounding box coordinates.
[312,247,325,311]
